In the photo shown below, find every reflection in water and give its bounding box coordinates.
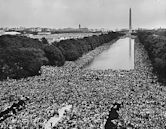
[85,37,135,70]
[129,37,131,59]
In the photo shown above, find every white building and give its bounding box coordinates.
[3,31,21,35]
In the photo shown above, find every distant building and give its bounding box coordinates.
[79,28,89,32]
[3,27,9,31]
[38,32,51,35]
[3,31,21,35]
[56,27,90,33]
[0,29,4,36]
[10,27,25,31]
[28,27,42,32]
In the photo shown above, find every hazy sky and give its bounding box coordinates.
[0,0,166,29]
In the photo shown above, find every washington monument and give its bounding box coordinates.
[129,8,132,33]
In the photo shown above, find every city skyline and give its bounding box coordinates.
[0,0,166,29]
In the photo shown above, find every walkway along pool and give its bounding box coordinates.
[85,37,135,70]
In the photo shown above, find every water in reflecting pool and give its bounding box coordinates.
[85,37,135,70]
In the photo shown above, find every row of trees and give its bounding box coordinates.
[137,31,166,83]
[54,32,121,61]
[0,32,122,80]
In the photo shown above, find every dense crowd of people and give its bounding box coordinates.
[0,96,29,123]
[0,37,166,128]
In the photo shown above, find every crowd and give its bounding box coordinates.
[0,37,166,128]
[0,96,29,123]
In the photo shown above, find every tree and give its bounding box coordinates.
[41,37,49,45]
[0,35,44,49]
[44,45,65,66]
[0,48,48,80]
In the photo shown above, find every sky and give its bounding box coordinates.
[0,0,166,30]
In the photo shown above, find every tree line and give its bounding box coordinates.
[137,31,166,83]
[0,32,123,80]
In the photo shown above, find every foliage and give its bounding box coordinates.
[54,32,123,61]
[0,35,44,49]
[0,48,48,80]
[0,32,123,80]
[41,37,49,45]
[44,45,65,66]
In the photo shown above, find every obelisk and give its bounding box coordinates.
[129,8,132,61]
[129,8,132,33]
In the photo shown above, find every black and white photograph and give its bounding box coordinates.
[0,0,166,128]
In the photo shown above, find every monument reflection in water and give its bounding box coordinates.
[85,37,135,70]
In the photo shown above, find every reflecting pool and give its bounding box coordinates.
[85,37,135,70]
